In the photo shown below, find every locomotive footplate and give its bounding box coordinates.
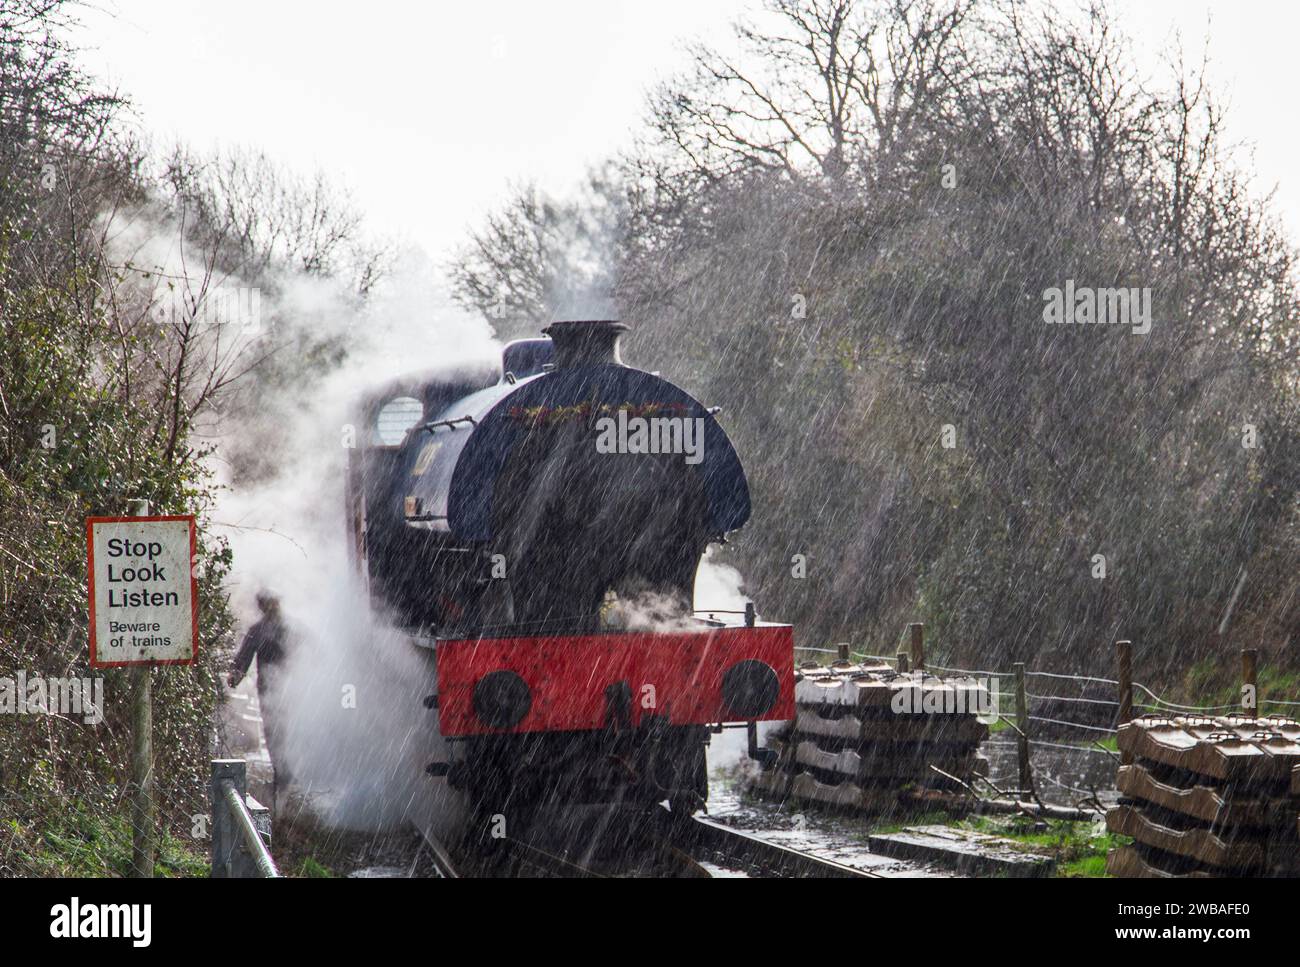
[434,624,795,736]
[431,624,793,811]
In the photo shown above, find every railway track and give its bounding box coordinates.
[408,817,461,878]
[680,814,879,877]
[408,808,879,878]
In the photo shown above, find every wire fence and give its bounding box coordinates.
[1026,670,1119,686]
[927,661,1010,678]
[1132,682,1240,713]
[1028,715,1116,734]
[816,637,1296,747]
[1026,692,1116,706]
[986,736,1115,756]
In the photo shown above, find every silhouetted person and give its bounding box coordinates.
[229,592,293,795]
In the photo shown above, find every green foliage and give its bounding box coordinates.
[1,803,207,878]
[0,3,239,874]
[0,258,235,873]
[960,814,1120,878]
[0,2,378,876]
[296,856,336,878]
[532,0,1300,682]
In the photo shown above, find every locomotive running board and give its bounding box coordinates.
[435,624,796,736]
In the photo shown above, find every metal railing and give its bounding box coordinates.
[210,759,279,878]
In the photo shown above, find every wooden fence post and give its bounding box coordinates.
[837,643,849,661]
[128,498,155,878]
[1014,662,1032,795]
[1116,640,1133,766]
[896,651,910,673]
[1242,648,1258,718]
[909,622,924,672]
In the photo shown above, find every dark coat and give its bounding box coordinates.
[231,615,289,697]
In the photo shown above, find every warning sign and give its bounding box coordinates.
[87,516,199,667]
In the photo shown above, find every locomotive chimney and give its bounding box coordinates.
[542,301,629,368]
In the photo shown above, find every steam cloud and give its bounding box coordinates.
[197,244,498,837]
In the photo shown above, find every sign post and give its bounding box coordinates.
[88,505,199,878]
[130,657,153,879]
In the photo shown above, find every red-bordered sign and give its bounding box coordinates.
[87,515,199,667]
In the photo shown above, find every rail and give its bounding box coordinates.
[679,815,878,877]
[409,818,460,878]
[210,759,280,878]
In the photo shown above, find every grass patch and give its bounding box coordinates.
[1060,852,1110,877]
[2,805,207,877]
[296,856,335,878]
[866,810,953,836]
[1173,657,1300,715]
[959,813,1121,877]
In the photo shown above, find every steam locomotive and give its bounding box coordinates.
[347,313,793,820]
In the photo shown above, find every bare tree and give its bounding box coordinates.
[630,0,1300,668]
[644,0,978,189]
[448,167,629,339]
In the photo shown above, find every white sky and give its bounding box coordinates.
[79,1,1300,264]
[80,0,750,261]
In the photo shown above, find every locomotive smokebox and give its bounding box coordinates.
[543,299,629,368]
[357,292,751,635]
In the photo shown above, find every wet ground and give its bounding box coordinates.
[705,779,950,877]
